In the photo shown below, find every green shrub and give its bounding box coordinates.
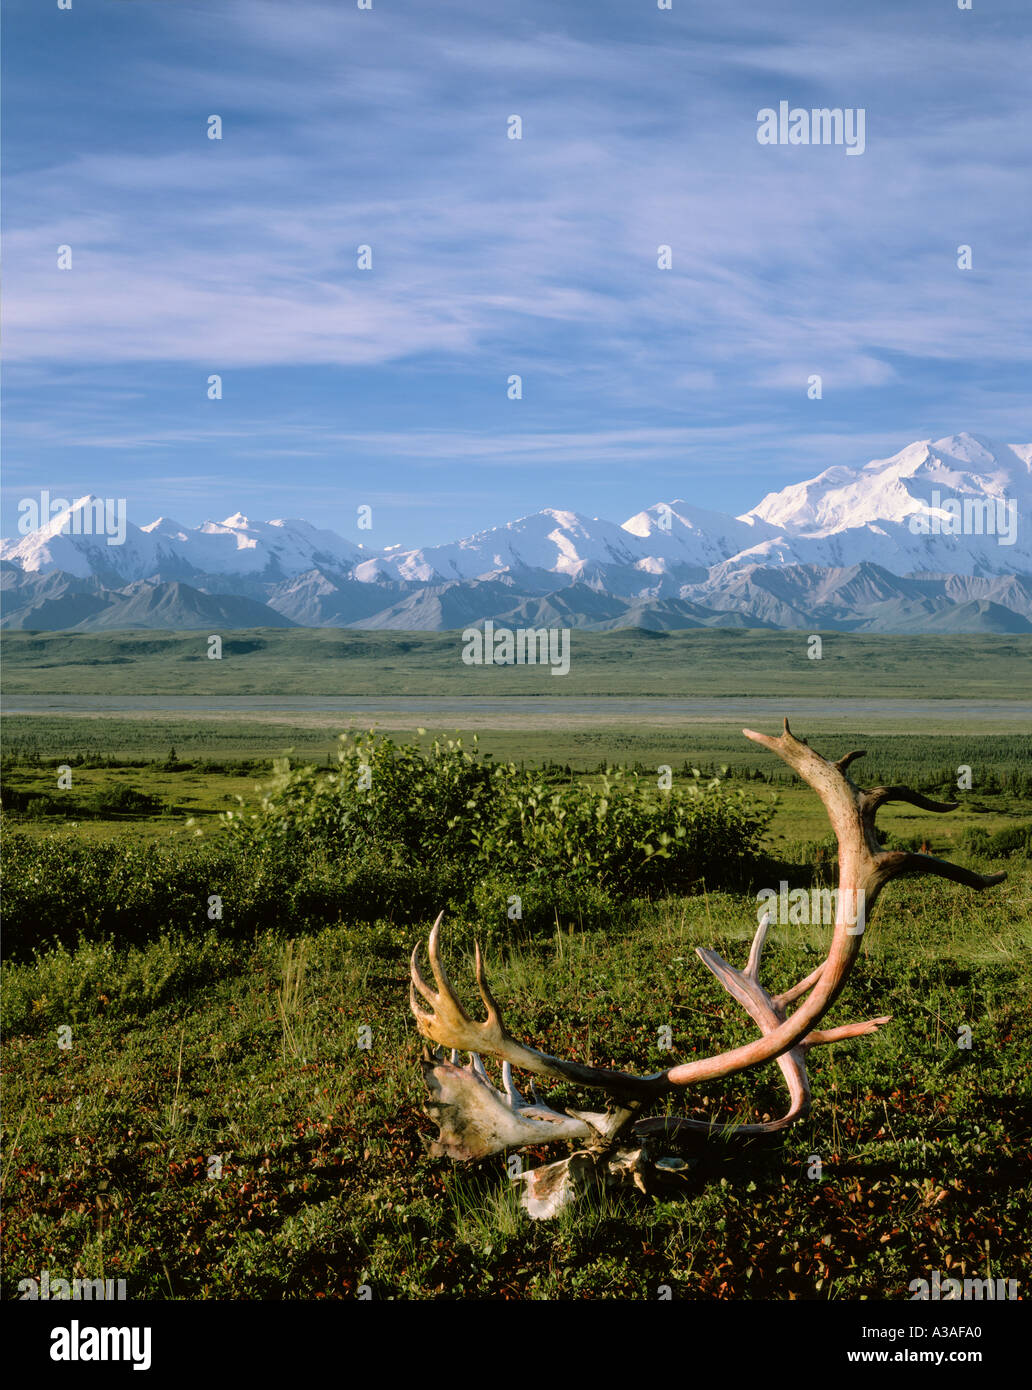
[224,732,496,869]
[462,765,769,897]
[0,930,241,1033]
[961,826,992,857]
[469,874,617,940]
[961,823,1031,860]
[225,731,773,913]
[0,788,62,815]
[0,783,163,818]
[986,824,1031,859]
[2,733,773,958]
[83,785,164,816]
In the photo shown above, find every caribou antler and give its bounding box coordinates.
[409,722,1005,1213]
[411,913,667,1100]
[664,720,1003,1085]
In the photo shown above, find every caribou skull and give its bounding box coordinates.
[409,722,1005,1217]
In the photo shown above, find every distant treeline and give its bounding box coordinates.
[4,733,1030,793]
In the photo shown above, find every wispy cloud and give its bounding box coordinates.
[8,1,1030,377]
[3,0,1029,538]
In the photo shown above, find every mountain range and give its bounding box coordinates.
[3,433,1030,634]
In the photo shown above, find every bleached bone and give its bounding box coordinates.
[420,1051,619,1160]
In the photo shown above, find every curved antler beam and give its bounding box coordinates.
[409,722,1005,1175]
[665,720,1003,1084]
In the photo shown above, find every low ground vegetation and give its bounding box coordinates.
[2,731,1029,1299]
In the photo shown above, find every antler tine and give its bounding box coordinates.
[776,963,824,1007]
[410,913,453,1020]
[862,786,959,815]
[470,1053,489,1082]
[410,924,491,1056]
[744,910,771,982]
[426,911,468,1013]
[804,1017,891,1046]
[409,919,667,1096]
[878,848,1006,891]
[409,942,437,1013]
[835,749,867,773]
[474,940,504,1031]
[502,1061,522,1106]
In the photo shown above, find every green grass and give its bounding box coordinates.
[4,716,1032,774]
[2,870,1029,1300]
[2,695,1029,1300]
[0,763,273,846]
[3,627,1030,697]
[3,730,1029,852]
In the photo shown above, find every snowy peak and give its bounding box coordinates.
[142,517,192,541]
[2,434,1029,591]
[0,495,152,582]
[37,494,101,538]
[928,432,1001,469]
[367,507,643,584]
[621,499,779,572]
[745,435,1030,567]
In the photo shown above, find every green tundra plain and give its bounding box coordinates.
[2,629,1029,1300]
[3,626,1031,697]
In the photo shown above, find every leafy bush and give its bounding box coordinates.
[461,764,769,896]
[83,785,164,816]
[962,823,1032,860]
[1,835,250,957]
[961,827,992,857]
[0,832,461,963]
[2,733,773,958]
[0,783,163,818]
[0,788,63,816]
[224,731,773,921]
[469,874,617,939]
[226,733,496,869]
[989,824,1031,858]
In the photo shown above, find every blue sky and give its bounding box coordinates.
[3,0,1030,547]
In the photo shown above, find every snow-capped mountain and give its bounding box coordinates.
[732,434,1031,576]
[749,434,1027,533]
[353,509,647,585]
[621,501,779,573]
[3,498,165,584]
[2,500,367,583]
[2,434,1029,633]
[142,513,366,576]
